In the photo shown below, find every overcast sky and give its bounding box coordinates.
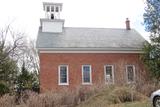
[0,0,149,40]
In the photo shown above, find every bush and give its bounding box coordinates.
[107,86,147,104]
[0,83,10,96]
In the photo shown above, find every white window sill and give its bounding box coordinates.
[82,83,92,85]
[58,83,69,85]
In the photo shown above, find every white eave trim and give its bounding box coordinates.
[37,48,143,53]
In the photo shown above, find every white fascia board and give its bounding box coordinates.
[37,48,144,54]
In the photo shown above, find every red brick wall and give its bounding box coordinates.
[39,53,147,92]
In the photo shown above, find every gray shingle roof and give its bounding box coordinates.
[36,27,145,51]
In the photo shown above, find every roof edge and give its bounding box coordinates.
[37,47,144,53]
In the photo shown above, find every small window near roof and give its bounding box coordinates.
[56,6,59,12]
[126,65,135,83]
[58,65,69,85]
[51,6,54,12]
[46,6,50,12]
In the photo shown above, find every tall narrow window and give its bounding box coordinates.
[46,6,50,12]
[82,65,92,84]
[58,65,69,85]
[104,65,114,84]
[56,6,59,12]
[51,6,54,12]
[126,65,135,83]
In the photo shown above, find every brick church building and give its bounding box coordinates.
[36,2,147,92]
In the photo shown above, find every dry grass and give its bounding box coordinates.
[109,101,151,107]
[0,84,154,107]
[21,90,79,107]
[135,82,159,96]
[0,86,98,107]
[0,94,16,107]
[76,86,149,107]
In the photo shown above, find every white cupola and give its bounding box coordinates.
[40,2,64,33]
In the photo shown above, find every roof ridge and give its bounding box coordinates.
[64,27,131,30]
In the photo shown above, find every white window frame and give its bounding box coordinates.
[104,65,114,84]
[58,65,69,85]
[82,65,92,85]
[126,65,135,83]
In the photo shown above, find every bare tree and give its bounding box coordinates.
[0,25,27,89]
[0,25,39,92]
[19,39,39,76]
[0,25,26,63]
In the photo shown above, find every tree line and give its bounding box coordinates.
[0,25,39,96]
[142,0,160,82]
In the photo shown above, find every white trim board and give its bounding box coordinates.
[39,50,143,54]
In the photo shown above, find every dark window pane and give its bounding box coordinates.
[105,66,113,82]
[47,6,50,12]
[60,69,66,75]
[60,66,67,83]
[61,74,66,79]
[84,77,90,82]
[106,66,112,77]
[127,66,134,82]
[61,77,67,83]
[84,66,90,72]
[51,6,54,12]
[61,66,67,72]
[51,14,54,19]
[83,66,90,83]
[56,6,59,12]
[84,71,90,76]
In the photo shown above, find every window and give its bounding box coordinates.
[51,6,54,12]
[58,65,69,85]
[126,65,135,83]
[46,6,50,12]
[56,6,59,12]
[51,14,54,19]
[82,65,92,84]
[104,65,114,84]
